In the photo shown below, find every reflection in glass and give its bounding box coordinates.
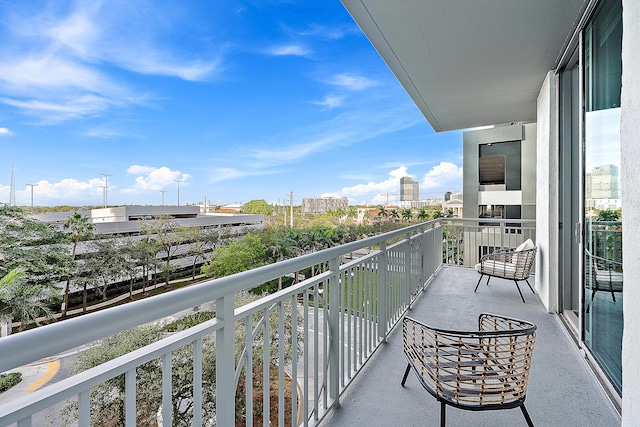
[583,0,622,394]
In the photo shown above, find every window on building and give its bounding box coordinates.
[478,155,505,185]
[479,141,522,190]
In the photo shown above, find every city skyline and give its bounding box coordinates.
[0,1,464,208]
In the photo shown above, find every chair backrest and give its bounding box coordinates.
[511,248,537,279]
[480,247,536,280]
[403,314,536,409]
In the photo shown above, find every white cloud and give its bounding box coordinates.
[311,95,343,109]
[339,166,409,201]
[0,127,12,136]
[0,1,219,122]
[322,163,463,205]
[0,94,124,123]
[300,24,359,40]
[209,167,277,184]
[244,105,422,167]
[124,165,190,193]
[265,44,311,56]
[15,178,105,204]
[421,162,463,190]
[328,73,377,91]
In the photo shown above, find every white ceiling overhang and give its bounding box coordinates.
[342,0,588,131]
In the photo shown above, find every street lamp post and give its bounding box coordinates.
[175,179,183,206]
[26,183,38,214]
[100,173,112,208]
[160,190,166,206]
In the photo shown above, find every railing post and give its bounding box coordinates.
[500,221,506,249]
[216,294,235,426]
[405,232,412,306]
[422,227,429,286]
[378,241,388,341]
[328,256,341,406]
[435,224,443,272]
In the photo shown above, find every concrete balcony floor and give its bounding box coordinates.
[320,266,621,427]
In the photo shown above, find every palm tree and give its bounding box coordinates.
[363,210,371,225]
[401,208,413,223]
[597,209,620,221]
[390,209,400,222]
[417,207,429,222]
[376,205,388,221]
[347,206,358,223]
[63,212,94,318]
[0,268,55,334]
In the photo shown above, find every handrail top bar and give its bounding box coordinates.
[404,313,537,336]
[0,219,443,373]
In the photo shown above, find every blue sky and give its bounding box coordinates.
[0,0,464,208]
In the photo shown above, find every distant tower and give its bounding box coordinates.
[9,165,15,206]
[400,177,420,201]
[444,191,452,201]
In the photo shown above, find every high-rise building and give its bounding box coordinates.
[400,177,419,201]
[587,164,619,199]
[302,197,349,214]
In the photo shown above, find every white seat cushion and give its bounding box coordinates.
[477,260,518,278]
[512,239,535,264]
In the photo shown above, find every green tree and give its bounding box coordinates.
[201,234,267,278]
[597,209,621,221]
[376,205,388,221]
[242,199,272,215]
[181,227,219,280]
[139,215,185,288]
[73,239,124,313]
[390,209,400,222]
[432,208,444,219]
[0,206,71,288]
[401,208,413,223]
[363,209,371,225]
[347,206,358,222]
[417,207,429,221]
[0,268,56,333]
[62,212,94,318]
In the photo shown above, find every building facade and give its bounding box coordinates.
[343,0,638,421]
[399,176,419,201]
[301,197,349,214]
[463,123,537,222]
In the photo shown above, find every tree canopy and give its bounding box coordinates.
[0,206,72,286]
[242,199,272,215]
[202,234,267,278]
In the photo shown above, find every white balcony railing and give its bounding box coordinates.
[0,218,535,427]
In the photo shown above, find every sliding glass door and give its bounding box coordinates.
[582,0,622,394]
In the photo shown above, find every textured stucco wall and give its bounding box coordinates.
[621,0,640,424]
[535,71,559,313]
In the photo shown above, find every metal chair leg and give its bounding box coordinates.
[514,280,526,303]
[525,279,535,294]
[474,274,484,292]
[401,363,411,386]
[520,404,535,427]
[440,401,446,427]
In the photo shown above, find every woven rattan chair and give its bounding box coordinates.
[474,239,537,303]
[401,314,537,427]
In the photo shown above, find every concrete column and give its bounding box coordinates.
[535,71,559,313]
[621,0,640,423]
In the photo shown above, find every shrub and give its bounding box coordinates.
[163,311,216,332]
[0,372,22,393]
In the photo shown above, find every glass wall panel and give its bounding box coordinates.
[583,0,622,394]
